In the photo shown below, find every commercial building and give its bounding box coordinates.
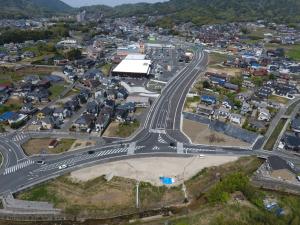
[112,59,152,78]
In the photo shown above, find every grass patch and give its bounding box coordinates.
[116,120,140,138]
[0,103,21,114]
[65,88,80,97]
[285,100,300,116]
[0,66,61,84]
[286,44,300,61]
[268,95,289,105]
[101,63,112,76]
[208,53,228,65]
[22,138,75,155]
[264,118,287,150]
[49,84,66,100]
[184,96,200,110]
[18,184,63,206]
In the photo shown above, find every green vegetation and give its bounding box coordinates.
[285,100,300,116]
[18,184,63,205]
[0,24,69,45]
[0,0,72,19]
[251,76,264,87]
[22,138,75,155]
[286,44,300,61]
[207,172,264,207]
[17,157,262,218]
[49,84,66,100]
[65,49,82,61]
[53,139,76,154]
[209,53,228,65]
[264,118,287,150]
[0,103,21,114]
[85,0,300,27]
[101,63,112,76]
[116,120,140,138]
[269,95,289,105]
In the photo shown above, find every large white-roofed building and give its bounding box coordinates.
[112,56,152,78]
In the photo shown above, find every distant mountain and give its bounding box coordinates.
[83,0,300,26]
[0,0,72,19]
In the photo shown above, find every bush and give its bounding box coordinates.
[207,172,251,204]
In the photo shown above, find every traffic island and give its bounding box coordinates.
[22,138,76,155]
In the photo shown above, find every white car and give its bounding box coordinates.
[58,164,67,170]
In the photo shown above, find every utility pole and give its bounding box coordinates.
[136,181,140,208]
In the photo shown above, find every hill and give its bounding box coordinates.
[84,0,300,26]
[0,0,72,19]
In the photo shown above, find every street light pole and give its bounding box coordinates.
[136,181,140,209]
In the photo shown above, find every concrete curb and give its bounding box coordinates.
[0,152,4,169]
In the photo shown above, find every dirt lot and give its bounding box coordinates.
[207,67,242,77]
[69,140,96,151]
[5,96,23,105]
[102,121,119,137]
[70,156,239,186]
[22,138,76,155]
[182,119,250,147]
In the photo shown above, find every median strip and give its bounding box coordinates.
[264,118,287,151]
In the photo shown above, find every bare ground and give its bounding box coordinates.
[22,138,76,155]
[70,156,239,186]
[182,119,250,147]
[69,140,96,151]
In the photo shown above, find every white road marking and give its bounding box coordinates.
[3,160,34,175]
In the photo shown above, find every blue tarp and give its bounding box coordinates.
[160,177,175,185]
[0,111,15,122]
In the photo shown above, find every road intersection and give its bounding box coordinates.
[0,47,299,197]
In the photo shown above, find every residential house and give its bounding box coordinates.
[53,108,71,120]
[117,102,136,113]
[20,103,37,115]
[291,117,300,133]
[95,113,110,133]
[115,108,129,122]
[37,107,54,120]
[72,114,95,132]
[283,134,300,152]
[258,108,271,121]
[64,98,80,112]
[230,113,242,125]
[86,101,100,115]
[201,95,216,105]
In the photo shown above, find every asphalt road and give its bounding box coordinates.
[0,47,299,197]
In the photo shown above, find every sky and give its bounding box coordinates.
[61,0,167,7]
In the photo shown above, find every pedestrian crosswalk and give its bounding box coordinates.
[152,146,160,150]
[12,133,27,142]
[158,134,167,144]
[34,146,144,173]
[3,160,34,175]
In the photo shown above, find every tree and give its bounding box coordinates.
[251,76,263,87]
[203,80,211,89]
[65,49,82,61]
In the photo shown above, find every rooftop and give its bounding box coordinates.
[113,59,151,75]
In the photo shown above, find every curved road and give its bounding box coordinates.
[0,47,299,196]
